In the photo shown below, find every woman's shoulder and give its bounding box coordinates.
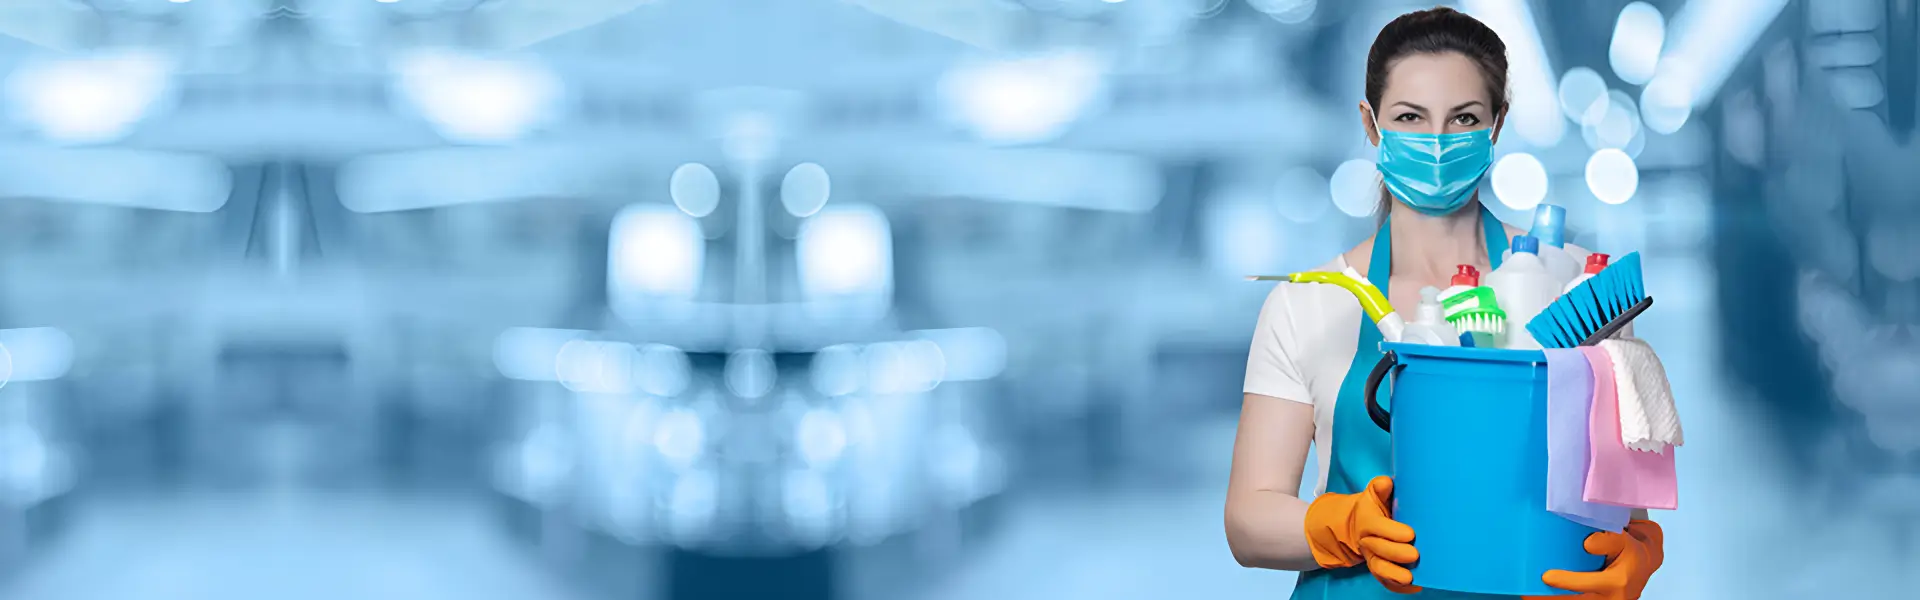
[1259,253,1365,324]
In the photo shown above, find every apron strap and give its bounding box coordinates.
[1482,202,1509,271]
[1368,201,1509,290]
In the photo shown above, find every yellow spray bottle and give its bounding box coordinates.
[1248,268,1406,343]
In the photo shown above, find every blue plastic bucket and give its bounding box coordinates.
[1362,342,1604,596]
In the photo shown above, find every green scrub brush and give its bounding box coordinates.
[1443,287,1507,348]
[1526,252,1653,348]
[1440,285,1499,319]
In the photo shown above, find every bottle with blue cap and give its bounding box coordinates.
[1484,234,1557,349]
[1499,204,1580,287]
[1528,204,1582,286]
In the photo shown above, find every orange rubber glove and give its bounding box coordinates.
[1303,476,1422,594]
[1529,520,1664,600]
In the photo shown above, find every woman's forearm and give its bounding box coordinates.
[1225,488,1321,571]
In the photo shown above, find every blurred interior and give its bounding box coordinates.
[0,1,1911,599]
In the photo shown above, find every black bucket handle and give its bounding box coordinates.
[1363,351,1398,432]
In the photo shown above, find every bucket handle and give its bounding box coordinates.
[1363,351,1398,432]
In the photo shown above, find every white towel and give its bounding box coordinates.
[1600,337,1684,452]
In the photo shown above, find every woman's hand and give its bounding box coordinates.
[1530,520,1664,600]
[1302,476,1423,593]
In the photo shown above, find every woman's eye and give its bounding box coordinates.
[1452,114,1481,126]
[1394,113,1420,122]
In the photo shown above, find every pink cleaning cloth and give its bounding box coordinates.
[1579,346,1678,510]
[1544,348,1632,531]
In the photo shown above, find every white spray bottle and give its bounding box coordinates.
[1485,235,1558,349]
[1399,286,1462,346]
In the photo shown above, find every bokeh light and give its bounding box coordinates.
[1330,159,1379,218]
[1492,152,1549,211]
[796,409,849,467]
[1640,75,1694,134]
[1586,148,1640,205]
[781,162,832,218]
[1557,67,1608,120]
[1250,0,1317,24]
[1582,89,1642,150]
[670,163,720,218]
[810,344,865,397]
[724,348,777,400]
[608,204,704,299]
[1609,3,1666,85]
[654,409,706,470]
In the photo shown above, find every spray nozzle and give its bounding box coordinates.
[1417,286,1444,325]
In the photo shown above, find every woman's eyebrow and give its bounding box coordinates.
[1391,101,1427,113]
[1450,101,1486,112]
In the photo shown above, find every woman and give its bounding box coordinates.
[1224,8,1665,600]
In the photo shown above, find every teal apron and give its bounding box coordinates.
[1289,203,1510,600]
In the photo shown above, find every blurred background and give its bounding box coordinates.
[0,0,1907,598]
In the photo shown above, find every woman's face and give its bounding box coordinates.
[1362,52,1504,141]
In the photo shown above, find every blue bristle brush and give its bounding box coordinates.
[1526,252,1653,348]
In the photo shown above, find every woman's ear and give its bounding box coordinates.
[1358,102,1380,146]
[1491,108,1508,143]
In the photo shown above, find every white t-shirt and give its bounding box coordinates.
[1243,255,1365,497]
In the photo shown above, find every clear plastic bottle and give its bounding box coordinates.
[1485,235,1558,349]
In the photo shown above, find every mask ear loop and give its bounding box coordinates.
[1369,109,1385,146]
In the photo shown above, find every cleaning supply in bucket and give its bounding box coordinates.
[1527,252,1652,349]
[1528,204,1582,286]
[1564,253,1610,294]
[1399,287,1461,346]
[1544,348,1633,532]
[1485,235,1558,349]
[1440,265,1480,302]
[1249,268,1406,342]
[1440,282,1498,318]
[1442,286,1506,348]
[1600,338,1684,452]
[1579,346,1678,510]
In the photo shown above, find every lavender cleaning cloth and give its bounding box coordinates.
[1545,348,1633,531]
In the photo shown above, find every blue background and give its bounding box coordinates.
[0,1,1908,599]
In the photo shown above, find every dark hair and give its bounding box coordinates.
[1365,7,1511,221]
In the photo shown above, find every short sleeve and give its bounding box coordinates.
[1244,284,1313,404]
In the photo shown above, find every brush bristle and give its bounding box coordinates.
[1448,313,1506,335]
[1526,252,1648,348]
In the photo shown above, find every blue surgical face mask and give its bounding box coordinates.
[1373,116,1495,216]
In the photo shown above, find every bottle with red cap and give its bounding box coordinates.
[1439,264,1480,304]
[1563,253,1611,294]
